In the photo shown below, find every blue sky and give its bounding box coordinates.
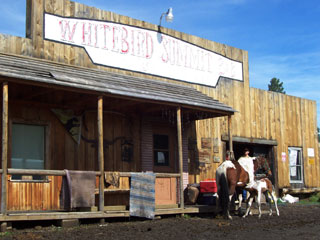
[1,0,319,127]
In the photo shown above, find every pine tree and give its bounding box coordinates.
[268,77,285,94]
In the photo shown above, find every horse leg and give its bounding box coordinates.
[243,194,254,218]
[227,194,234,220]
[257,188,262,219]
[270,190,280,216]
[264,191,273,216]
[226,169,238,220]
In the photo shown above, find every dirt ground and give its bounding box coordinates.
[1,204,320,240]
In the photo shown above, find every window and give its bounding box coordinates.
[288,147,303,183]
[153,134,169,166]
[11,124,45,180]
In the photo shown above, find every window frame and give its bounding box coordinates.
[288,147,304,184]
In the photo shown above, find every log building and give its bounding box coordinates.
[0,0,318,228]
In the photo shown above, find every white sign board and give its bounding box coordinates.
[308,148,315,157]
[44,13,243,87]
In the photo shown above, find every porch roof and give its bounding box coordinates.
[0,53,235,116]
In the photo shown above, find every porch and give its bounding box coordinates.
[0,53,234,227]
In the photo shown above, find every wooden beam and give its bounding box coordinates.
[97,96,105,212]
[221,135,278,146]
[1,82,8,215]
[176,107,184,210]
[228,115,233,158]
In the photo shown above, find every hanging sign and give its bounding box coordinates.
[44,13,243,87]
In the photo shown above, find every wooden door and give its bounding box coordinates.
[155,177,177,205]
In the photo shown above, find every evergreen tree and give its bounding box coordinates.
[268,77,286,94]
[318,127,320,142]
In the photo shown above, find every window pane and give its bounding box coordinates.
[296,166,302,181]
[153,134,169,149]
[288,147,303,183]
[11,124,45,180]
[154,151,169,166]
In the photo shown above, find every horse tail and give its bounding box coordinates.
[216,165,230,215]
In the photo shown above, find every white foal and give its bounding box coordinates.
[243,178,280,219]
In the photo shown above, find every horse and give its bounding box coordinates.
[242,177,280,218]
[216,154,273,219]
[216,153,249,219]
[237,155,273,212]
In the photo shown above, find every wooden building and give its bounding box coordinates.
[0,0,318,227]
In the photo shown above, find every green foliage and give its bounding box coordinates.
[268,77,286,94]
[317,127,320,142]
[309,192,320,202]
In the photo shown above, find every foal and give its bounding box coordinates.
[242,178,280,218]
[236,156,272,215]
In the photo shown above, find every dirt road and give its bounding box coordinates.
[1,204,320,240]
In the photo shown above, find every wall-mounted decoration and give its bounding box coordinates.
[51,109,81,144]
[213,156,220,163]
[308,148,315,157]
[281,152,286,162]
[213,146,219,153]
[201,138,212,149]
[198,149,211,164]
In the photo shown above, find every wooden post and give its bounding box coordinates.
[97,96,104,212]
[228,115,233,159]
[1,82,8,215]
[176,107,184,210]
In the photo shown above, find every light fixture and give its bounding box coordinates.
[159,7,174,27]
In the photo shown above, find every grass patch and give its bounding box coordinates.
[0,231,13,237]
[298,192,320,205]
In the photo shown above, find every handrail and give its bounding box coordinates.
[7,169,101,176]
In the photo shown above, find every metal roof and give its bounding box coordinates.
[0,53,235,116]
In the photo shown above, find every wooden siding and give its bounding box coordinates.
[0,0,317,192]
[7,175,62,211]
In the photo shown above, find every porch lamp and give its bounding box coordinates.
[159,7,174,27]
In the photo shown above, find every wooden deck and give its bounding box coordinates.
[0,205,216,222]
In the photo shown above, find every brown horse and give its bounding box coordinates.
[216,154,272,219]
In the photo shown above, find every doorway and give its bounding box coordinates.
[229,142,276,185]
